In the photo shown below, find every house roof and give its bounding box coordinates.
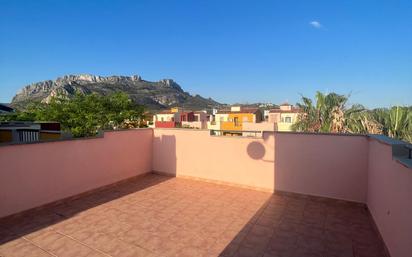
[280,102,291,106]
[0,103,14,113]
[269,107,302,113]
[158,110,175,114]
[216,108,260,114]
[180,111,194,115]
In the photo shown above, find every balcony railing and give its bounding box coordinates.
[17,129,39,143]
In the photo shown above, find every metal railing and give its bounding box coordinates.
[17,129,39,143]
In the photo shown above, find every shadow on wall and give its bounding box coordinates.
[247,141,266,160]
[153,135,177,176]
[247,133,275,164]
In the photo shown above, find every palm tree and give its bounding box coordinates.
[293,92,411,143]
[371,106,411,142]
[345,105,383,134]
[293,91,349,133]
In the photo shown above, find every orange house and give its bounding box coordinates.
[218,107,263,135]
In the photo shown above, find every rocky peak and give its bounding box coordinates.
[11,74,221,110]
[159,79,183,92]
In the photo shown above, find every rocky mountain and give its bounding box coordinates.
[11,74,222,111]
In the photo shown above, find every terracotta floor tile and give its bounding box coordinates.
[298,223,324,238]
[292,247,324,257]
[0,174,387,257]
[172,245,209,257]
[262,249,296,257]
[295,235,325,252]
[235,245,265,257]
[27,229,65,248]
[0,239,52,257]
[41,235,102,257]
[0,238,30,254]
[240,233,271,252]
[256,215,280,227]
[249,224,275,238]
[267,234,297,253]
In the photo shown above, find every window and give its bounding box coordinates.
[234,117,239,126]
[285,117,292,123]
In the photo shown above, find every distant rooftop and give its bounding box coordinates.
[0,103,14,113]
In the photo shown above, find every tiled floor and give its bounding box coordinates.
[0,174,387,257]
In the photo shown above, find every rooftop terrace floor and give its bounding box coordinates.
[0,174,387,257]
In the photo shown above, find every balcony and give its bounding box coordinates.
[220,121,243,131]
[1,129,411,257]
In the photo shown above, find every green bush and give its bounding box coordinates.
[0,92,145,137]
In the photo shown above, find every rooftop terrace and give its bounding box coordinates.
[0,174,385,257]
[0,129,411,257]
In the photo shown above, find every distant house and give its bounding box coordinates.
[0,104,14,113]
[153,109,181,128]
[0,121,62,144]
[153,108,208,129]
[180,111,195,122]
[268,103,301,131]
[143,111,155,127]
[182,111,208,129]
[208,106,264,136]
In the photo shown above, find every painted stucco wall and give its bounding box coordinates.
[194,112,208,122]
[181,121,207,129]
[242,122,275,132]
[0,129,153,218]
[2,128,410,256]
[274,133,369,202]
[268,113,280,123]
[152,129,369,203]
[367,138,412,257]
[153,129,276,191]
[155,121,178,128]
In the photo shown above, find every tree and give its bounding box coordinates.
[345,105,383,134]
[293,92,411,143]
[371,106,411,142]
[292,91,349,133]
[0,92,145,137]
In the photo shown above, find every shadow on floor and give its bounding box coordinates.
[0,174,388,257]
[0,174,173,245]
[218,192,389,257]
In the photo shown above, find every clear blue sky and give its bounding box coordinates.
[1,0,411,108]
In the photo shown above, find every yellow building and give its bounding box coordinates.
[170,107,184,113]
[268,103,301,131]
[212,106,263,136]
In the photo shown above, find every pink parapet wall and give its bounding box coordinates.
[274,133,369,203]
[152,129,276,191]
[0,129,153,218]
[367,138,412,257]
[1,127,411,256]
[152,129,370,203]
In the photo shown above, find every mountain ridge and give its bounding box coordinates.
[11,74,223,111]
